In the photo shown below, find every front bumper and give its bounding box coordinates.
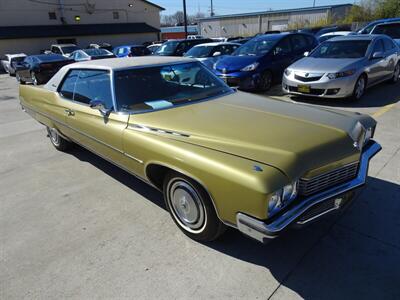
[215,70,261,90]
[236,141,381,243]
[282,73,358,98]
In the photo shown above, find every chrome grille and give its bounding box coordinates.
[294,74,322,82]
[298,162,359,196]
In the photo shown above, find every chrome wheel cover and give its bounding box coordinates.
[355,77,365,99]
[167,179,206,233]
[48,128,60,146]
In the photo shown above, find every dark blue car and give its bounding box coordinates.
[213,33,318,91]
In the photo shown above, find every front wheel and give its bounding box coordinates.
[31,71,39,85]
[16,73,25,84]
[46,127,72,151]
[258,70,273,91]
[390,63,400,84]
[350,74,366,101]
[163,172,226,242]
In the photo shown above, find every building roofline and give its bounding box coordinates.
[142,0,165,11]
[0,23,160,40]
[198,4,352,21]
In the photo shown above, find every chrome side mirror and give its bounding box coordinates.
[304,51,309,57]
[89,100,111,117]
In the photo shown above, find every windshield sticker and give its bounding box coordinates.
[144,100,173,110]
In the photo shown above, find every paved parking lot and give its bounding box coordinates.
[1,73,399,300]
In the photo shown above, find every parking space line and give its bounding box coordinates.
[372,103,397,118]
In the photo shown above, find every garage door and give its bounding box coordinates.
[269,20,288,31]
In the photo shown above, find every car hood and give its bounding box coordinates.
[290,57,363,73]
[131,92,375,179]
[215,55,259,72]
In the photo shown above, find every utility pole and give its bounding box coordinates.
[211,0,214,16]
[313,0,316,7]
[183,0,188,38]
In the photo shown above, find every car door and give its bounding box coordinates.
[59,69,128,164]
[368,39,387,85]
[269,37,293,79]
[383,37,398,77]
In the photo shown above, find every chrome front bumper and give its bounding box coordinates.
[237,141,382,243]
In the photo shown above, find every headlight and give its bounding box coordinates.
[268,181,298,215]
[284,68,292,76]
[241,62,259,72]
[327,69,356,79]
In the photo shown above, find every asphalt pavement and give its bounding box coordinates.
[1,74,399,300]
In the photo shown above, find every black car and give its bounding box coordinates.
[229,37,252,44]
[15,54,73,85]
[155,38,213,56]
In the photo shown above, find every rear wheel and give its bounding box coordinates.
[163,172,226,242]
[46,127,72,151]
[350,74,366,101]
[390,63,400,84]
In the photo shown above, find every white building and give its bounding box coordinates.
[0,0,164,55]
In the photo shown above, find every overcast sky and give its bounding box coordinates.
[155,0,354,16]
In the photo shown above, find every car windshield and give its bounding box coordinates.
[11,56,26,63]
[185,46,213,58]
[83,48,112,56]
[318,35,341,43]
[232,37,277,56]
[310,40,370,58]
[373,23,400,39]
[156,41,180,55]
[114,62,231,113]
[61,46,80,54]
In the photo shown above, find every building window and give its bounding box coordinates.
[113,11,119,19]
[48,12,57,20]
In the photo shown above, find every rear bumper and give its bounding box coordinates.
[236,141,381,243]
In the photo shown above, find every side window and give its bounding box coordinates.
[372,39,385,53]
[274,38,291,55]
[383,38,395,51]
[290,35,308,52]
[117,47,125,55]
[52,47,61,54]
[73,70,113,109]
[304,35,316,47]
[59,69,80,99]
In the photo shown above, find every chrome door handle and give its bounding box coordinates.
[65,109,75,116]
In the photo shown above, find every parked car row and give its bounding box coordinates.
[2,18,400,101]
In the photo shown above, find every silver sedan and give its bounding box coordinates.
[282,35,400,100]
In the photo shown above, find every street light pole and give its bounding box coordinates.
[183,0,188,38]
[313,0,316,7]
[211,0,214,16]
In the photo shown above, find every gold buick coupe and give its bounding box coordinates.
[19,57,381,243]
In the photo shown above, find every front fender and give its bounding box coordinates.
[123,129,289,225]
